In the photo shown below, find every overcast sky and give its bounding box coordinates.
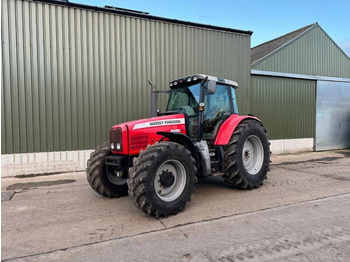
[71,0,350,57]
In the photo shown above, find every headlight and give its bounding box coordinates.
[111,143,115,150]
[116,143,121,150]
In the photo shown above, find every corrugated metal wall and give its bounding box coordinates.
[252,26,350,78]
[1,0,251,154]
[251,75,316,139]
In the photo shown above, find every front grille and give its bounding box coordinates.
[109,127,123,151]
[130,135,149,149]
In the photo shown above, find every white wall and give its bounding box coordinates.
[270,138,314,154]
[1,138,314,177]
[1,150,92,178]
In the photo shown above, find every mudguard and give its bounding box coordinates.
[157,132,199,168]
[214,114,261,146]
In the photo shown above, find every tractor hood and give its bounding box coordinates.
[110,114,187,155]
[124,114,186,131]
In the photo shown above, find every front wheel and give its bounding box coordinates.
[86,142,128,197]
[128,142,197,217]
[224,119,270,189]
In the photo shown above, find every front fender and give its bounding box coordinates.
[214,114,261,146]
[157,132,199,168]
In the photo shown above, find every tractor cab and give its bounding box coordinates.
[165,75,239,141]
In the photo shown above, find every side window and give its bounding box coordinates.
[204,84,231,119]
[231,88,238,114]
[202,84,232,139]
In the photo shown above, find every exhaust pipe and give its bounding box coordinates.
[148,80,158,117]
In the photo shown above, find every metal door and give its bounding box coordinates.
[315,81,350,151]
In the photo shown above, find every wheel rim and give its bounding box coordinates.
[154,160,187,202]
[242,135,264,175]
[106,166,127,186]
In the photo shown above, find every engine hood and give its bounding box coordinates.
[117,114,186,131]
[111,114,187,155]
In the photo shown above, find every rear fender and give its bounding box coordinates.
[214,114,261,146]
[157,132,199,168]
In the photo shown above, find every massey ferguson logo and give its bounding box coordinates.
[150,120,181,126]
[133,118,185,130]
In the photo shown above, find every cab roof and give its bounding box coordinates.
[169,74,239,89]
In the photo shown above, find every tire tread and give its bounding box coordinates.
[223,120,270,189]
[128,141,196,217]
[86,141,128,198]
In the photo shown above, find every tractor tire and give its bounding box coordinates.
[128,142,196,217]
[224,119,270,189]
[86,142,128,197]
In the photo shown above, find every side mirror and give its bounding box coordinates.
[207,80,217,94]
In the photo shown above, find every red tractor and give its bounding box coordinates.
[87,74,270,217]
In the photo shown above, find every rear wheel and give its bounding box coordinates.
[224,119,270,189]
[86,142,128,197]
[128,142,196,217]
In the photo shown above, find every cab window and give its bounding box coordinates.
[202,84,232,140]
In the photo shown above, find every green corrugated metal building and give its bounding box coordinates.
[1,0,252,155]
[2,1,350,177]
[251,23,350,153]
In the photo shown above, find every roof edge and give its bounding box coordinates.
[252,23,317,66]
[32,0,253,36]
[251,69,350,83]
[315,25,350,61]
[251,23,316,51]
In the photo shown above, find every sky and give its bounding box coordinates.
[71,0,350,56]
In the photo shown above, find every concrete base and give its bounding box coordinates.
[1,150,92,178]
[270,138,314,154]
[1,138,314,178]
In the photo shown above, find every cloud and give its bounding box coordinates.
[338,39,350,58]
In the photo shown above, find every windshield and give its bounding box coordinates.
[167,83,201,116]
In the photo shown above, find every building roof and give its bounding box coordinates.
[251,23,316,64]
[37,0,253,36]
